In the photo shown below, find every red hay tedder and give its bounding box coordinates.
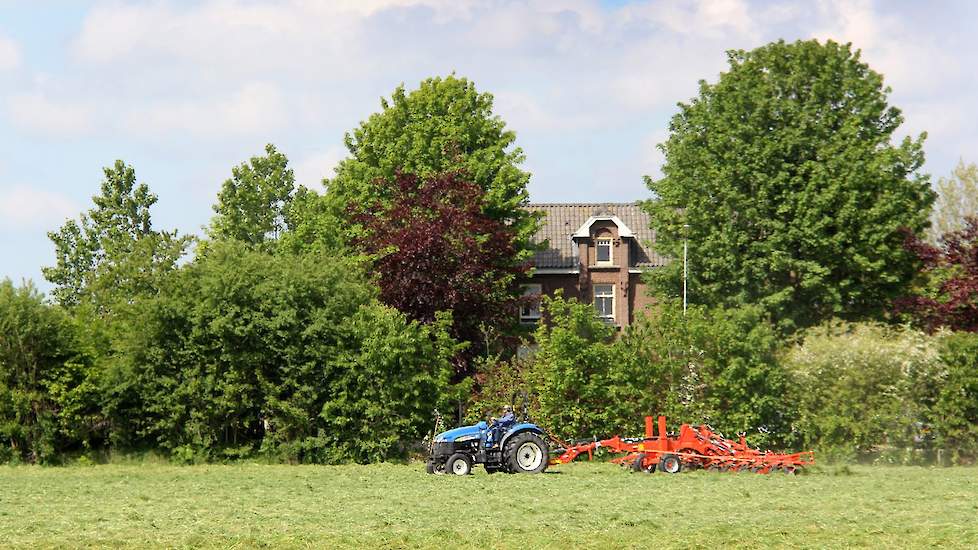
[549,415,815,474]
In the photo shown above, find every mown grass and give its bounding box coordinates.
[1,461,976,549]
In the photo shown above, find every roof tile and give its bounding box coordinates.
[524,203,668,268]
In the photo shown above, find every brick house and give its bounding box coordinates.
[520,203,668,327]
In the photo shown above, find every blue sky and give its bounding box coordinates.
[2,0,977,290]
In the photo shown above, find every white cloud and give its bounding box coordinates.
[7,0,978,195]
[494,90,601,132]
[122,82,289,138]
[0,33,20,71]
[6,93,95,137]
[811,0,959,96]
[71,0,467,69]
[0,186,79,230]
[294,147,345,190]
[620,0,756,39]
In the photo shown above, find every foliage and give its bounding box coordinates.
[321,74,539,252]
[894,217,978,332]
[476,294,789,447]
[42,160,190,311]
[645,39,935,333]
[783,322,944,456]
[208,144,295,249]
[612,301,790,447]
[0,281,101,463]
[106,242,457,463]
[524,293,619,439]
[933,332,978,462]
[277,186,345,254]
[929,160,978,242]
[352,172,527,370]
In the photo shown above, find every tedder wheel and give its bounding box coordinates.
[631,453,647,473]
[658,453,683,474]
[505,432,550,474]
[447,453,472,476]
[679,449,703,470]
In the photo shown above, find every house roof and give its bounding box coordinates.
[524,203,668,268]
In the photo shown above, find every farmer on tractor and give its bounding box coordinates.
[485,405,516,448]
[426,398,551,475]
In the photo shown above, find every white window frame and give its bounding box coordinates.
[593,284,615,322]
[520,284,543,323]
[596,238,613,265]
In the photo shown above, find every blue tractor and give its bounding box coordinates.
[425,402,550,475]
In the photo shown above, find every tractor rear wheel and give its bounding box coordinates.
[447,453,472,476]
[659,453,682,474]
[505,432,549,474]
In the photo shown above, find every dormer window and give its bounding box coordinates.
[596,238,613,264]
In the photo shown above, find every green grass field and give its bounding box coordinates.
[1,462,976,549]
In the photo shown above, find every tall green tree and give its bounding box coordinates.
[209,144,295,248]
[316,74,538,251]
[929,160,978,242]
[43,161,189,310]
[645,39,935,331]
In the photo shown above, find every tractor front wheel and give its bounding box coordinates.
[447,453,472,476]
[426,459,445,475]
[505,433,549,474]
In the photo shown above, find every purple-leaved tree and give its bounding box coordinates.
[894,217,978,332]
[352,172,529,373]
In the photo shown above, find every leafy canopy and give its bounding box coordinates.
[43,161,189,311]
[894,217,978,332]
[105,242,457,463]
[208,144,295,248]
[320,74,538,250]
[352,172,528,371]
[929,160,978,242]
[783,322,944,456]
[475,293,789,448]
[645,39,935,332]
[0,280,101,463]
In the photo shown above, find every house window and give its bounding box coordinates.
[593,284,614,322]
[596,238,613,264]
[520,284,542,323]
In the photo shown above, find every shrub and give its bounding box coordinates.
[0,280,101,463]
[611,301,790,448]
[783,322,944,456]
[933,332,978,463]
[526,293,619,439]
[107,242,457,463]
[475,294,789,448]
